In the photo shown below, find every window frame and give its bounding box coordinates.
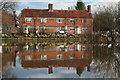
[56,54,62,60]
[25,55,32,61]
[82,19,88,24]
[70,19,75,23]
[41,55,47,60]
[9,27,11,30]
[69,46,75,51]
[6,27,9,30]
[57,18,62,23]
[82,27,88,31]
[70,27,75,30]
[70,54,75,59]
[25,17,32,23]
[41,18,47,23]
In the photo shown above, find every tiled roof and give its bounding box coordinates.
[22,59,92,68]
[21,9,92,18]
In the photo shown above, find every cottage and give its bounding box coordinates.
[21,4,93,34]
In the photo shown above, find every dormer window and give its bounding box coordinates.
[41,18,47,23]
[57,18,62,23]
[25,17,32,23]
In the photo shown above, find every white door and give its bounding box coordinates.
[77,44,81,51]
[0,46,2,53]
[77,26,81,34]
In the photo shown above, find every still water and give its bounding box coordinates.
[2,41,120,78]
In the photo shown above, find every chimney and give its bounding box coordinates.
[48,66,53,74]
[68,7,70,10]
[13,11,16,26]
[13,11,16,16]
[48,4,53,12]
[87,5,91,12]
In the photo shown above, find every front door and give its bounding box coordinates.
[77,26,81,34]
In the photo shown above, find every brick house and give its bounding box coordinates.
[21,4,93,34]
[1,9,18,34]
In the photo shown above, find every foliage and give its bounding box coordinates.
[2,33,80,38]
[75,0,86,10]
[2,41,80,46]
[76,67,84,76]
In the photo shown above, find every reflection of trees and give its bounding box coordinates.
[0,54,2,79]
[76,67,84,76]
[93,44,120,78]
[2,52,17,78]
[2,64,16,78]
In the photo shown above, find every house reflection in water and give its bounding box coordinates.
[2,44,93,75]
[2,46,18,67]
[19,44,92,74]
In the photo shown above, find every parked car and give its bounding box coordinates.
[57,30,67,34]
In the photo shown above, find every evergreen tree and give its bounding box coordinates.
[76,67,84,76]
[75,0,86,10]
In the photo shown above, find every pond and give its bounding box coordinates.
[1,41,120,78]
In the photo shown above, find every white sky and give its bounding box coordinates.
[1,0,119,2]
[12,0,119,15]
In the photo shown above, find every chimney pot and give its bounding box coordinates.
[13,11,16,14]
[87,5,91,12]
[68,7,70,10]
[48,4,53,12]
[13,11,16,18]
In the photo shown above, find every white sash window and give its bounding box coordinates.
[25,17,32,22]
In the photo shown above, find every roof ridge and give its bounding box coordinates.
[23,8,87,12]
[22,8,92,18]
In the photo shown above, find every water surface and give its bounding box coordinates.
[2,41,120,78]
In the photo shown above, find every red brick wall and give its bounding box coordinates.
[20,51,92,61]
[19,44,92,60]
[22,17,93,34]
[23,18,92,27]
[2,10,17,33]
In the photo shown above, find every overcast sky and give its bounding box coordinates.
[15,0,119,2]
[13,0,119,15]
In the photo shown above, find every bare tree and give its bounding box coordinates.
[117,1,120,31]
[93,4,118,42]
[0,0,18,12]
[93,4,118,32]
[92,44,120,78]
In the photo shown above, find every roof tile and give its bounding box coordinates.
[21,8,92,18]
